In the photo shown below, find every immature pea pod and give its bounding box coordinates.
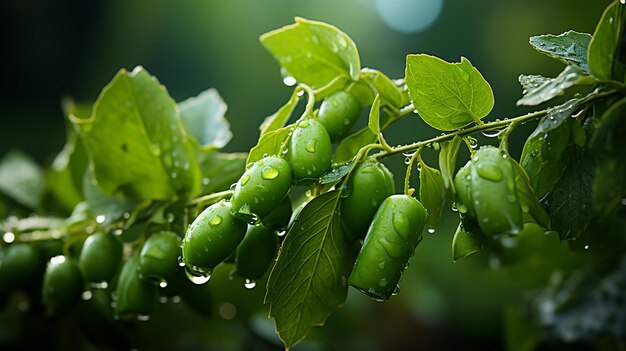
[0,243,40,291]
[231,156,292,219]
[317,90,362,142]
[138,231,182,286]
[261,196,292,231]
[235,225,278,281]
[340,160,395,240]
[42,255,83,313]
[78,232,123,287]
[470,146,523,237]
[349,194,426,300]
[182,201,247,275]
[453,161,476,219]
[114,253,157,319]
[289,118,332,181]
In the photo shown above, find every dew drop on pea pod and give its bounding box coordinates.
[78,232,123,288]
[235,225,278,284]
[114,253,157,320]
[340,160,395,240]
[0,243,40,291]
[182,200,247,277]
[138,231,182,287]
[289,118,332,182]
[317,90,362,142]
[231,156,292,219]
[349,194,426,300]
[453,161,476,219]
[42,255,83,313]
[470,146,523,237]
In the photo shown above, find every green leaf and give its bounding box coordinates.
[82,170,139,224]
[0,150,45,209]
[247,125,294,164]
[516,66,597,106]
[509,158,550,228]
[260,17,361,89]
[332,127,377,164]
[70,67,200,200]
[367,94,381,136]
[360,68,406,108]
[260,89,299,137]
[405,55,494,131]
[504,305,541,351]
[518,74,551,92]
[588,1,624,80]
[195,151,247,194]
[529,31,592,71]
[452,222,482,262]
[265,190,355,349]
[418,157,446,228]
[178,88,232,151]
[438,136,462,193]
[319,163,352,185]
[543,147,594,240]
[47,127,88,212]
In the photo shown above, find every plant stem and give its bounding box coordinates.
[186,190,233,207]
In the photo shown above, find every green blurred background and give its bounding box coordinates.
[0,0,609,350]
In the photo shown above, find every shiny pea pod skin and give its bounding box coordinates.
[182,200,247,270]
[453,161,476,219]
[114,253,157,319]
[78,232,123,285]
[289,118,332,181]
[0,244,40,291]
[470,146,523,237]
[138,231,182,285]
[349,195,426,300]
[42,256,83,313]
[235,225,278,280]
[317,90,362,142]
[231,156,292,219]
[340,160,395,240]
[261,196,292,231]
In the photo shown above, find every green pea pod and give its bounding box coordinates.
[470,146,523,237]
[317,90,362,142]
[341,160,395,240]
[235,225,278,281]
[138,231,182,286]
[289,118,332,181]
[231,156,292,219]
[349,194,426,300]
[287,200,308,231]
[509,158,550,228]
[0,243,41,291]
[115,253,157,319]
[42,255,83,313]
[182,200,247,273]
[78,232,123,287]
[453,161,476,219]
[261,196,292,231]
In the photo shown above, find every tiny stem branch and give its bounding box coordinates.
[186,190,233,207]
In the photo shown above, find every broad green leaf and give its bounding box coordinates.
[360,68,406,107]
[333,127,377,164]
[196,151,247,195]
[0,150,45,209]
[588,1,624,80]
[47,127,88,212]
[438,136,462,192]
[70,67,200,200]
[518,74,550,92]
[529,31,592,71]
[509,158,550,228]
[543,148,594,240]
[516,66,596,106]
[367,94,381,136]
[178,88,232,151]
[418,157,446,228]
[247,125,294,164]
[405,55,494,131]
[589,96,626,217]
[319,162,352,185]
[260,17,360,90]
[452,222,482,262]
[260,89,299,137]
[266,190,355,349]
[82,170,139,225]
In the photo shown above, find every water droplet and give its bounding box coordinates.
[457,203,468,214]
[96,215,106,224]
[171,295,182,304]
[177,256,185,267]
[81,290,93,301]
[261,166,279,180]
[244,279,256,289]
[392,285,401,296]
[277,230,287,237]
[209,215,223,227]
[392,213,410,239]
[584,245,589,250]
[137,314,151,322]
[239,175,249,186]
[283,76,296,86]
[159,281,168,288]
[300,121,310,128]
[427,228,435,234]
[481,129,504,138]
[305,189,313,198]
[378,261,386,269]
[185,265,212,285]
[467,137,478,149]
[476,163,503,182]
[159,296,169,303]
[90,281,109,289]
[379,278,389,287]
[2,232,15,243]
[305,140,317,153]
